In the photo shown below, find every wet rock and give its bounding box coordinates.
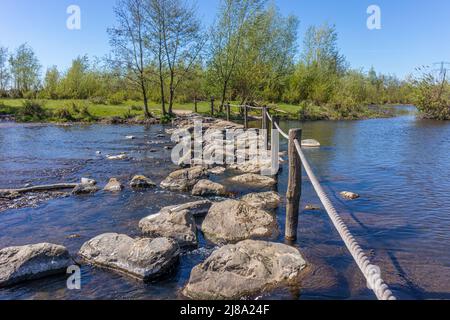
[107,154,128,161]
[139,208,197,248]
[66,234,82,239]
[103,178,124,192]
[202,200,277,244]
[305,204,321,211]
[0,243,72,288]
[192,180,226,197]
[160,166,208,192]
[340,191,360,200]
[183,240,307,300]
[130,175,156,188]
[162,200,212,217]
[125,135,135,140]
[72,184,99,195]
[230,173,276,187]
[79,233,179,281]
[208,166,226,175]
[229,159,272,174]
[302,139,321,148]
[241,191,281,210]
[81,178,96,186]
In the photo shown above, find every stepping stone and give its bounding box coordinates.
[0,243,72,287]
[230,173,276,187]
[241,191,281,210]
[160,166,208,192]
[183,240,307,300]
[103,178,124,192]
[79,233,179,281]
[192,180,226,197]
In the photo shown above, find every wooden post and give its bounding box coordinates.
[226,103,231,122]
[244,105,248,129]
[210,96,215,116]
[285,128,302,241]
[262,106,269,151]
[194,97,198,113]
[271,116,279,176]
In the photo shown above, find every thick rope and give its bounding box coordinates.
[293,139,396,300]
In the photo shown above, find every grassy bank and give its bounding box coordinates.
[0,98,392,123]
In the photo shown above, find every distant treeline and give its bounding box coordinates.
[0,0,447,119]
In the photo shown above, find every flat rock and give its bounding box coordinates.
[192,180,226,197]
[0,243,72,287]
[139,208,197,248]
[130,175,156,188]
[103,178,124,192]
[202,200,277,244]
[340,191,360,200]
[160,166,208,192]
[79,233,179,281]
[107,154,128,161]
[241,192,281,210]
[183,240,307,300]
[230,173,276,187]
[208,167,226,175]
[229,159,271,174]
[72,184,99,195]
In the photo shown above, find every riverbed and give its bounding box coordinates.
[0,106,449,300]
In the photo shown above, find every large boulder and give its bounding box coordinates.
[229,159,271,174]
[241,191,282,210]
[139,208,198,248]
[79,233,179,281]
[183,240,307,300]
[103,178,124,192]
[160,166,208,192]
[201,200,277,244]
[230,173,276,187]
[130,175,156,189]
[192,180,226,197]
[0,243,72,287]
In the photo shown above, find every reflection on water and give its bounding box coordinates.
[0,106,449,300]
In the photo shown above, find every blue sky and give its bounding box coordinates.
[0,0,449,79]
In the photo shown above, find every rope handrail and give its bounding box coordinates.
[228,104,264,110]
[293,138,396,300]
[263,110,396,300]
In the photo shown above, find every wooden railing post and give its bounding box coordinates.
[285,128,302,241]
[226,103,231,122]
[262,106,269,150]
[271,116,279,176]
[210,96,215,116]
[194,97,198,113]
[244,105,248,129]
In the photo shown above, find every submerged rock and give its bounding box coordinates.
[192,180,226,197]
[139,208,198,248]
[72,184,99,195]
[183,240,307,300]
[162,200,212,217]
[160,166,208,192]
[130,175,156,189]
[107,154,128,161]
[0,243,72,287]
[302,139,321,148]
[305,204,321,211]
[201,200,277,244]
[241,191,281,210]
[340,191,360,200]
[79,233,179,281]
[230,173,276,187]
[103,178,124,192]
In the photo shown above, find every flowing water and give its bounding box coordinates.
[0,106,449,300]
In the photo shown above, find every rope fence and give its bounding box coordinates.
[265,111,396,301]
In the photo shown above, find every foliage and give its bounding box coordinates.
[414,70,450,120]
[19,99,47,121]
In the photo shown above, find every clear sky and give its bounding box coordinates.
[0,0,449,79]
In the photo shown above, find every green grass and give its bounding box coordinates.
[0,98,391,123]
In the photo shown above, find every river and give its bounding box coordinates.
[0,106,449,300]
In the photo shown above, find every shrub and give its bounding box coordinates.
[122,108,134,120]
[54,107,74,122]
[20,100,47,121]
[130,105,141,111]
[89,96,107,105]
[160,113,175,124]
[108,92,126,105]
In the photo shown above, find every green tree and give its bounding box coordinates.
[43,66,60,99]
[0,46,10,96]
[9,44,41,97]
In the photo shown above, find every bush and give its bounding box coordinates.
[20,100,47,121]
[160,113,175,124]
[130,105,141,111]
[108,92,126,105]
[89,96,107,105]
[54,107,74,122]
[122,108,134,120]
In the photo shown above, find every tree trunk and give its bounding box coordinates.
[141,78,151,118]
[220,79,228,113]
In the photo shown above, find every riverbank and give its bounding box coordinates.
[0,98,395,124]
